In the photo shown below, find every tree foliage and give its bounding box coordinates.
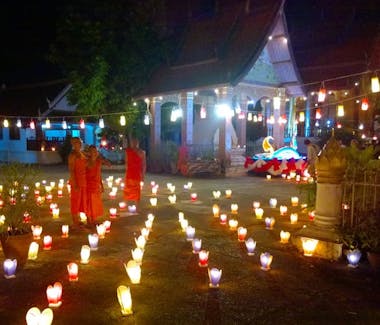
[50,0,166,125]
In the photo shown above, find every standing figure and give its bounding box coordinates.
[124,138,146,210]
[304,139,319,177]
[68,137,88,227]
[86,145,111,225]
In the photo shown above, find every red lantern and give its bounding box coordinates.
[315,108,322,120]
[361,98,369,111]
[67,262,79,281]
[318,87,326,102]
[46,282,62,307]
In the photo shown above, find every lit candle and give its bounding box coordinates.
[219,213,227,225]
[151,185,158,195]
[28,242,39,260]
[96,224,106,239]
[198,250,209,267]
[26,307,54,325]
[131,248,144,265]
[281,174,286,179]
[80,245,91,264]
[309,210,315,221]
[46,282,63,307]
[290,213,298,224]
[245,238,256,255]
[109,191,116,199]
[212,204,220,217]
[266,174,272,180]
[178,212,185,222]
[265,217,275,230]
[212,190,221,199]
[253,201,260,209]
[57,189,63,198]
[269,198,277,208]
[190,193,197,201]
[61,225,69,238]
[109,208,118,218]
[150,197,157,207]
[124,260,141,284]
[301,238,318,256]
[187,182,193,189]
[291,196,299,207]
[180,218,189,232]
[255,208,264,219]
[67,262,79,281]
[192,238,202,254]
[280,230,291,244]
[31,225,43,240]
[260,252,273,271]
[117,285,133,315]
[208,268,222,288]
[52,208,60,219]
[186,226,195,241]
[119,201,127,210]
[3,259,17,278]
[228,219,238,231]
[45,194,53,202]
[43,235,52,250]
[225,189,232,198]
[79,212,87,223]
[346,249,361,268]
[128,205,137,213]
[237,226,247,241]
[279,205,288,216]
[103,220,111,233]
[88,234,99,251]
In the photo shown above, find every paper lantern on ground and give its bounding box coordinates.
[124,260,141,284]
[26,307,54,325]
[180,219,189,232]
[148,213,155,222]
[225,189,232,198]
[266,174,271,180]
[290,213,298,224]
[280,230,291,244]
[253,201,260,209]
[208,268,222,288]
[67,262,79,281]
[117,285,133,316]
[145,219,153,231]
[119,202,127,210]
[28,242,39,260]
[3,259,17,279]
[178,212,185,222]
[96,224,106,239]
[212,204,220,217]
[61,225,69,238]
[228,219,238,231]
[346,249,361,268]
[103,220,111,233]
[198,250,209,267]
[291,196,299,206]
[46,282,62,307]
[32,225,43,240]
[52,208,60,219]
[219,214,227,225]
[190,193,197,201]
[237,226,247,241]
[265,217,275,230]
[279,205,288,216]
[260,252,273,271]
[269,198,277,208]
[168,194,176,204]
[135,235,146,250]
[186,226,195,241]
[131,248,144,265]
[150,197,158,207]
[245,238,256,255]
[212,190,221,199]
[80,245,91,264]
[230,203,238,214]
[301,237,319,256]
[255,208,264,219]
[141,227,150,240]
[192,238,202,254]
[43,236,52,250]
[88,234,99,251]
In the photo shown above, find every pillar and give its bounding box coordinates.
[272,89,285,148]
[217,87,233,163]
[150,97,162,148]
[305,96,311,137]
[180,92,194,146]
[236,97,247,147]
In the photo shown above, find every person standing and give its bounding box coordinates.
[304,139,319,177]
[68,137,88,227]
[124,138,146,210]
[86,145,111,225]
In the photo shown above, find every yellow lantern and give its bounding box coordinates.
[230,203,238,214]
[225,189,232,198]
[255,208,264,219]
[117,285,133,315]
[301,237,319,256]
[212,204,220,217]
[52,208,60,219]
[120,115,126,126]
[290,213,298,224]
[124,260,141,284]
[299,112,305,122]
[26,307,54,325]
[280,230,291,244]
[337,104,344,117]
[371,76,380,93]
[279,205,288,216]
[28,242,39,260]
[228,219,238,231]
[291,196,299,207]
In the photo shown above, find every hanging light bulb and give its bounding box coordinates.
[120,115,126,126]
[299,112,305,122]
[143,113,150,125]
[3,119,9,128]
[30,120,35,129]
[371,76,380,93]
[200,105,207,119]
[315,108,322,119]
[98,117,105,128]
[337,104,345,117]
[44,118,51,129]
[62,119,67,129]
[79,118,85,129]
[361,98,369,111]
[247,112,252,121]
[318,84,326,102]
[16,118,22,128]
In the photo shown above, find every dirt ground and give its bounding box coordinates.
[0,165,379,324]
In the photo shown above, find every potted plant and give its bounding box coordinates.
[0,163,41,267]
[357,216,380,270]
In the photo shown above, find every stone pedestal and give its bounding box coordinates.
[314,183,342,228]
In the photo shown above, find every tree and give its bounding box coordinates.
[49,0,167,130]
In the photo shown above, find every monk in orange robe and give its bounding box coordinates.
[86,145,111,225]
[124,138,146,208]
[68,137,88,227]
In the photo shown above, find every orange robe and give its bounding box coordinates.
[124,148,143,201]
[86,159,104,223]
[70,155,87,217]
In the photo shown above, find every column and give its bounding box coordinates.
[150,97,162,149]
[272,89,285,148]
[180,92,194,146]
[217,87,233,163]
[305,96,311,137]
[236,96,247,147]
